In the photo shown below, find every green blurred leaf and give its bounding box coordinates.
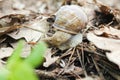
[0,67,9,80]
[0,41,47,80]
[8,62,38,80]
[7,40,24,70]
[25,42,47,68]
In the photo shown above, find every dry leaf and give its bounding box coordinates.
[8,17,49,42]
[111,9,120,23]
[0,47,13,59]
[87,32,120,68]
[0,14,26,36]
[0,27,10,33]
[94,26,120,38]
[64,64,75,73]
[43,49,59,67]
[0,25,22,37]
[12,0,25,10]
[64,64,83,74]
[0,41,31,59]
[94,0,120,23]
[8,27,41,42]
[96,0,119,8]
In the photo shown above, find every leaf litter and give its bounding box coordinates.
[0,0,120,80]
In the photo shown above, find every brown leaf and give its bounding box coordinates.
[94,26,120,39]
[12,0,25,10]
[43,49,59,67]
[63,64,83,75]
[0,14,26,36]
[64,64,76,73]
[8,27,42,42]
[0,47,13,59]
[0,25,22,36]
[94,0,120,23]
[8,17,49,42]
[87,32,120,68]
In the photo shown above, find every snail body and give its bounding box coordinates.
[45,5,88,49]
[53,5,88,34]
[44,31,72,46]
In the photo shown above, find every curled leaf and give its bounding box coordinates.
[43,49,59,67]
[87,32,120,68]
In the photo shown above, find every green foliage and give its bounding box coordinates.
[0,67,9,80]
[0,41,47,80]
[25,42,47,67]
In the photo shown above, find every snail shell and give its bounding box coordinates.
[53,5,88,34]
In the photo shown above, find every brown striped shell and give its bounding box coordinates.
[53,5,88,34]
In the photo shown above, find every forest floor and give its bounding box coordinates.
[0,0,120,80]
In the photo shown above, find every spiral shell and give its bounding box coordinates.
[53,5,88,34]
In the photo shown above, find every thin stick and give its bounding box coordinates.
[57,48,75,76]
[66,47,76,68]
[91,56,105,80]
[36,70,68,80]
[76,49,87,76]
[60,48,73,59]
[71,71,82,79]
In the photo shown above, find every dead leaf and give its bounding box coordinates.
[43,49,59,67]
[94,0,120,23]
[8,27,41,42]
[12,0,25,10]
[8,17,49,42]
[0,27,10,33]
[63,64,83,75]
[95,0,119,8]
[0,47,13,59]
[94,26,120,39]
[113,10,120,24]
[87,32,120,68]
[64,64,75,73]
[0,14,26,36]
[0,42,31,59]
[0,25,22,37]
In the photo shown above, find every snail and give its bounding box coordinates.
[53,5,88,34]
[45,5,88,50]
[44,31,72,46]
